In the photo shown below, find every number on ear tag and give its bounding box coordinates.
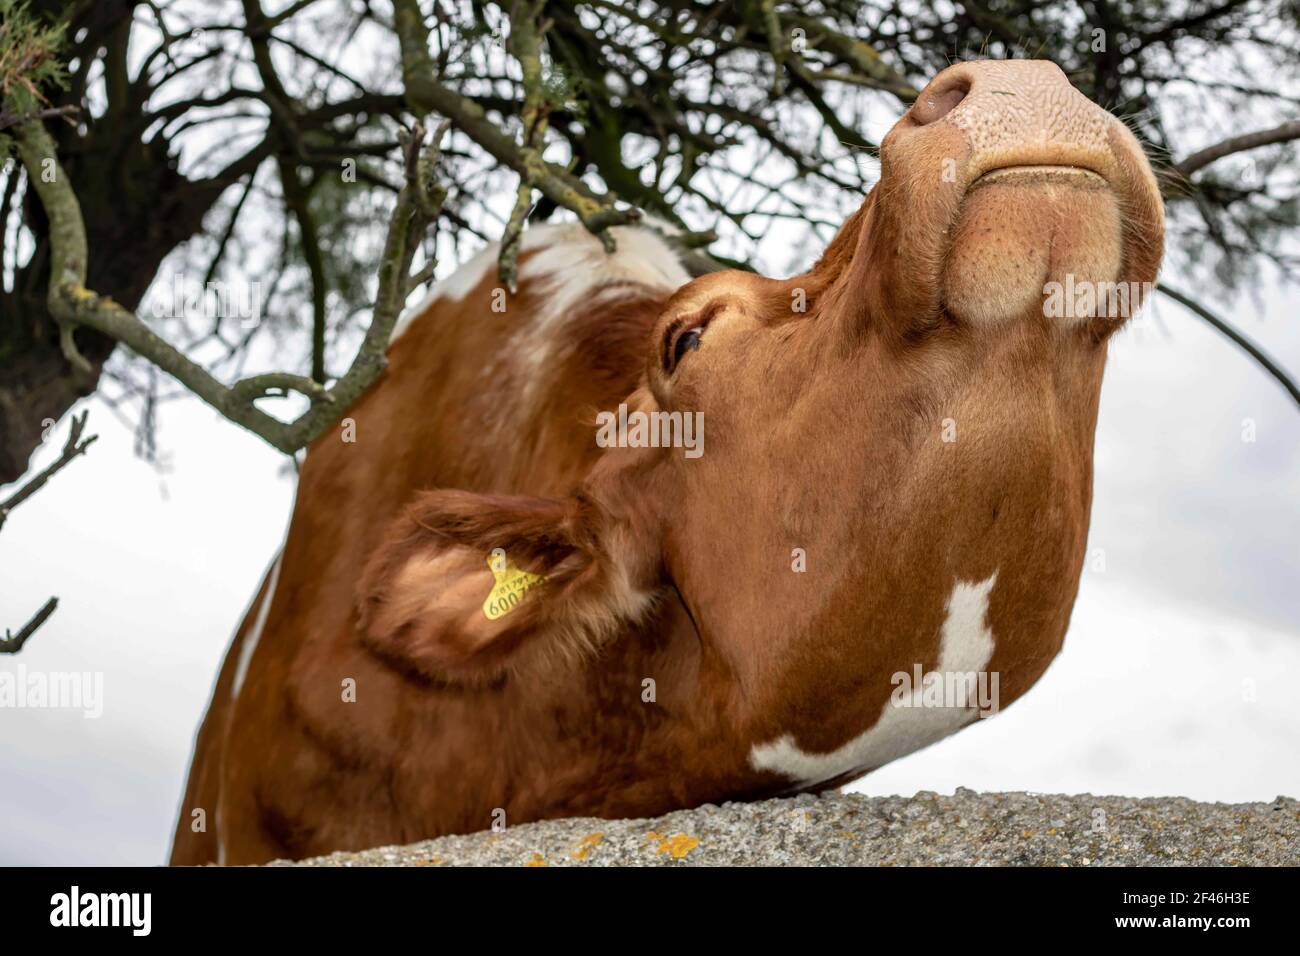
[482,550,548,620]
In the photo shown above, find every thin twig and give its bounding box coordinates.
[1157,282,1300,410]
[1,598,58,654]
[0,412,98,654]
[0,411,98,532]
[0,103,78,132]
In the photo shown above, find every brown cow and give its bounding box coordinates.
[171,60,1164,865]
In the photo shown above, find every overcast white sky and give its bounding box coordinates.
[1,250,1296,866]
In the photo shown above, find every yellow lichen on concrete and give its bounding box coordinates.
[572,832,604,862]
[648,832,700,860]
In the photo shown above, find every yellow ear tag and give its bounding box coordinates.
[482,550,548,621]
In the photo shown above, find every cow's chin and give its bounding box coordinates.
[940,171,1123,328]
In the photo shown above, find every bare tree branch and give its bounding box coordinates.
[1175,120,1300,179]
[0,411,98,533]
[4,0,1299,479]
[782,12,919,102]
[498,1,550,292]
[0,411,98,654]
[1,597,58,655]
[0,102,77,132]
[1157,282,1300,410]
[391,0,639,248]
[9,113,448,456]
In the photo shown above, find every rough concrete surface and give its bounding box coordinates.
[273,789,1298,867]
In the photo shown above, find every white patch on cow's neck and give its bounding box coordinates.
[217,550,284,865]
[749,572,999,789]
[388,221,690,344]
[230,551,283,701]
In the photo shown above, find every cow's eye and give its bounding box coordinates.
[671,327,704,369]
[661,304,722,373]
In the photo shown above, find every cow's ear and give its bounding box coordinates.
[357,489,661,683]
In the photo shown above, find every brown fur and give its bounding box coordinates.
[171,61,1164,865]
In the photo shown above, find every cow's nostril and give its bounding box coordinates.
[910,79,970,126]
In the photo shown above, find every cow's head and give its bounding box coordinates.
[361,62,1163,754]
